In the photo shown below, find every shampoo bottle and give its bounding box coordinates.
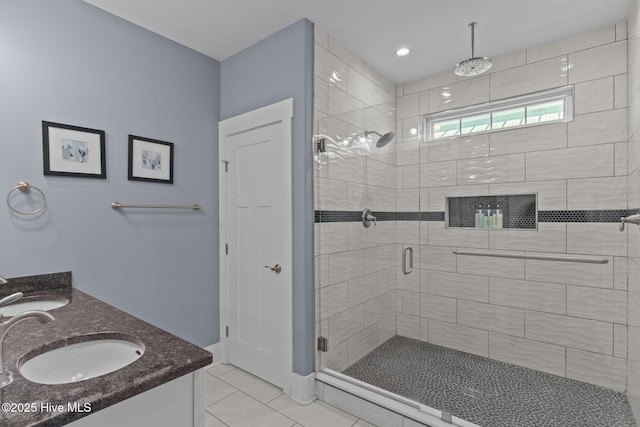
[485,205,494,229]
[494,205,504,229]
[475,204,483,228]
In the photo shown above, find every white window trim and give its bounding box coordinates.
[425,85,574,141]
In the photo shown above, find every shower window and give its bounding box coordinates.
[426,86,573,141]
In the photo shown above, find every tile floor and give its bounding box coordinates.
[204,363,375,427]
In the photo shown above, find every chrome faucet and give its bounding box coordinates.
[0,295,54,387]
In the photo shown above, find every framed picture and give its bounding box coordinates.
[42,121,106,178]
[128,135,174,183]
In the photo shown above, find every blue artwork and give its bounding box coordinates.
[61,139,89,163]
[142,150,162,170]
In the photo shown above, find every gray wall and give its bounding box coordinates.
[0,0,220,347]
[220,19,315,375]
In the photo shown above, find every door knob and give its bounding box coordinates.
[264,264,282,273]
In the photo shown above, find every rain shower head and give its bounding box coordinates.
[454,22,492,77]
[365,130,395,148]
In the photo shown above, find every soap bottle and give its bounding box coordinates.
[485,204,494,229]
[494,204,504,229]
[475,204,483,228]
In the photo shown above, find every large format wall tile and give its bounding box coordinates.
[420,161,457,187]
[489,277,567,314]
[574,77,614,115]
[456,249,525,279]
[419,294,457,323]
[489,223,567,253]
[489,122,567,156]
[489,180,567,210]
[566,286,628,323]
[490,57,567,100]
[527,25,616,63]
[428,75,490,113]
[428,270,489,302]
[566,223,627,257]
[457,154,525,185]
[428,320,489,357]
[428,222,488,248]
[315,44,348,91]
[348,67,379,107]
[428,134,490,162]
[566,348,627,392]
[526,144,614,181]
[489,333,566,377]
[457,300,525,336]
[568,108,627,147]
[567,176,627,210]
[418,245,457,272]
[525,255,614,288]
[328,305,364,346]
[428,184,489,211]
[328,250,365,285]
[526,311,613,355]
[568,41,628,84]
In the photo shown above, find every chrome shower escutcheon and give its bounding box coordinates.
[362,208,376,228]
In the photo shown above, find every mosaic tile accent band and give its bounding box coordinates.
[315,209,636,223]
[342,336,635,427]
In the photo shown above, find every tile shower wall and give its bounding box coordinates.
[396,23,630,392]
[313,27,397,372]
[627,0,640,417]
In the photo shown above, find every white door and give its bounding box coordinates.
[219,99,293,390]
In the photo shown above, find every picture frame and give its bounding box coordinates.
[42,121,106,178]
[128,135,174,184]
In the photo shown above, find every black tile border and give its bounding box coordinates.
[315,209,636,224]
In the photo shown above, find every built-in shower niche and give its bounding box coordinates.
[446,194,537,229]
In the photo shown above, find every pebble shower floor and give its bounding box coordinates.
[343,336,635,427]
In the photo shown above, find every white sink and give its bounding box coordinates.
[19,337,144,384]
[0,299,68,317]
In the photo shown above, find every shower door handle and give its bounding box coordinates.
[402,247,413,275]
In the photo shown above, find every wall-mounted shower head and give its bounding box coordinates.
[365,130,395,148]
[454,22,492,77]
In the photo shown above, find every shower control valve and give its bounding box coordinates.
[620,213,640,232]
[362,208,377,228]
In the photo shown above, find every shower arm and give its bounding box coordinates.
[470,22,476,57]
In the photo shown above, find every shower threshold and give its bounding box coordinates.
[338,336,635,427]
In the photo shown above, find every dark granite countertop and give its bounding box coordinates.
[0,272,212,426]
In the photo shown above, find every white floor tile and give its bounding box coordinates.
[205,365,373,427]
[218,368,283,404]
[205,412,229,427]
[205,372,238,406]
[208,392,295,427]
[268,394,358,427]
[207,363,237,377]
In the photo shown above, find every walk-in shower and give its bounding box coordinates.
[314,15,637,427]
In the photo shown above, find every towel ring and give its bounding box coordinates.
[6,182,47,215]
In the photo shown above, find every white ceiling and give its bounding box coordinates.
[82,0,633,83]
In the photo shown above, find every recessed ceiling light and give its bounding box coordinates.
[396,47,410,57]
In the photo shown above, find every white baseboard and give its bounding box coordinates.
[202,342,222,368]
[289,371,316,405]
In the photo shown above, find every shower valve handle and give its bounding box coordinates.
[620,213,640,231]
[362,208,377,228]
